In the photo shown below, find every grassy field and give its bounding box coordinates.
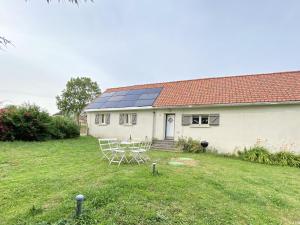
[1,137,300,225]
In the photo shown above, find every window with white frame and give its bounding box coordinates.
[192,115,209,126]
[119,113,137,125]
[182,114,219,126]
[95,113,110,125]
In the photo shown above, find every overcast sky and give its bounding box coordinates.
[1,0,300,114]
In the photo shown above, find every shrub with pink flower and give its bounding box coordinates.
[0,104,79,141]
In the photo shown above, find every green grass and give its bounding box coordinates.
[1,137,300,225]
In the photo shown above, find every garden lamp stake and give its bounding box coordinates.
[75,194,84,217]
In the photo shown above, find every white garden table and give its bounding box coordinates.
[120,141,140,145]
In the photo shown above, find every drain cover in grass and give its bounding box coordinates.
[168,161,185,166]
[177,157,193,161]
[169,158,198,167]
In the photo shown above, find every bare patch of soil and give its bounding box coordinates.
[169,157,198,167]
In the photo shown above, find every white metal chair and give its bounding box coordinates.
[129,139,151,164]
[98,139,115,161]
[129,148,144,164]
[99,138,128,166]
[138,141,152,161]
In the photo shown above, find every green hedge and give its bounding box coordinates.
[50,116,80,139]
[0,104,79,141]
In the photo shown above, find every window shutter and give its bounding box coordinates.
[119,113,124,125]
[209,114,220,126]
[132,113,137,125]
[182,115,191,126]
[95,113,100,125]
[106,114,110,125]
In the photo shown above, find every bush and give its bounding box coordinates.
[239,145,300,168]
[239,146,272,164]
[0,105,52,141]
[176,137,206,153]
[0,108,15,141]
[271,151,300,167]
[50,116,80,139]
[0,104,80,141]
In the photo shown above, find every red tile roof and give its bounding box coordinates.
[105,71,300,107]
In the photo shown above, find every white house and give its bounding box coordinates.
[85,71,300,153]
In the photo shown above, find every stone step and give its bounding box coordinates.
[151,139,178,150]
[152,144,177,151]
[152,142,176,145]
[152,147,178,150]
[153,142,175,145]
[153,140,175,143]
[151,148,180,152]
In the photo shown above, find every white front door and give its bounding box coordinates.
[165,114,175,139]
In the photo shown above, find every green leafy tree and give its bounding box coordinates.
[56,77,100,124]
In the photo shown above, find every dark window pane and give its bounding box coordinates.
[201,116,209,125]
[192,116,199,124]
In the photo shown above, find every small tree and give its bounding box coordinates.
[56,77,100,124]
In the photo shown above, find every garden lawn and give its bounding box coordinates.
[1,137,300,225]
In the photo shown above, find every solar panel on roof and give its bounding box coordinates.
[113,90,129,96]
[86,87,162,109]
[108,95,124,102]
[139,93,159,100]
[134,99,155,107]
[102,101,119,108]
[116,100,136,108]
[101,92,115,97]
[94,97,110,103]
[122,94,140,101]
[85,102,105,109]
[140,88,162,94]
[127,89,147,95]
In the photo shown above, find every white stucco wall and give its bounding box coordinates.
[87,104,300,153]
[87,110,154,141]
[154,104,300,153]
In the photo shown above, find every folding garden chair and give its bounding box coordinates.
[128,140,149,164]
[98,139,116,161]
[138,141,152,161]
[129,148,144,165]
[109,147,128,166]
[98,138,128,166]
